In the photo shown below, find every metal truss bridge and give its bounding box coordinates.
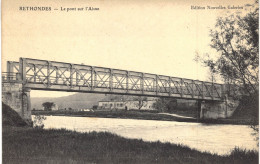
[3,58,225,101]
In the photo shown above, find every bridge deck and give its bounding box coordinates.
[3,58,224,101]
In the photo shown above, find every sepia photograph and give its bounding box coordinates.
[1,0,259,163]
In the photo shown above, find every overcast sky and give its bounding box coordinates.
[2,0,254,97]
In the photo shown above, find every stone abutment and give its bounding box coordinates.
[2,82,31,124]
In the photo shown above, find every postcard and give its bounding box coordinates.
[2,0,259,163]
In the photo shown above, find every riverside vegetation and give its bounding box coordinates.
[3,103,259,164]
[32,109,256,125]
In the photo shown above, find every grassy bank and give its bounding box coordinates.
[3,103,259,163]
[3,126,258,164]
[32,110,254,125]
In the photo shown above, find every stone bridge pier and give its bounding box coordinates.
[199,97,239,119]
[2,82,31,123]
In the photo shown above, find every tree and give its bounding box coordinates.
[152,98,177,112]
[198,2,258,126]
[42,102,55,111]
[201,2,258,98]
[133,96,147,110]
[33,114,46,129]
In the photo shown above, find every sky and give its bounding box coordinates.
[2,0,254,97]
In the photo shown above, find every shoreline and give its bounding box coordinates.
[31,110,255,125]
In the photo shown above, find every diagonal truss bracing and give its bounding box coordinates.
[5,58,224,101]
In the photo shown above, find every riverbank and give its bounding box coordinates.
[32,110,198,122]
[3,126,258,164]
[3,103,258,163]
[32,110,255,125]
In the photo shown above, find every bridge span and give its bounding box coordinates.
[4,58,224,101]
[2,58,239,123]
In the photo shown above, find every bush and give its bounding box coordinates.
[33,115,46,129]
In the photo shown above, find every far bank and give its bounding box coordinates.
[32,109,256,125]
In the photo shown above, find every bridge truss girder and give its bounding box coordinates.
[5,58,224,101]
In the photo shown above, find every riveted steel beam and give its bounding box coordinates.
[5,58,226,101]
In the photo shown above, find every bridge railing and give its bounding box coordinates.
[2,72,21,82]
[5,57,225,100]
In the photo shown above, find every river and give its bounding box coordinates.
[34,115,258,156]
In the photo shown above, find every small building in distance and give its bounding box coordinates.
[98,100,156,111]
[42,103,58,111]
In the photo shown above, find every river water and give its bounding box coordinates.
[34,115,258,156]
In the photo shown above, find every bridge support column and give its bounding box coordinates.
[200,98,239,119]
[22,88,32,122]
[2,82,32,124]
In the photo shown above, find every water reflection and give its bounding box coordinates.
[33,115,258,155]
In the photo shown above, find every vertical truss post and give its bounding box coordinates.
[7,61,13,81]
[126,71,129,93]
[94,69,97,90]
[191,80,194,98]
[70,64,74,88]
[153,78,155,92]
[47,61,50,87]
[141,73,144,94]
[76,69,79,86]
[163,80,167,93]
[19,58,26,83]
[180,78,183,97]
[168,77,171,96]
[201,81,204,99]
[55,67,59,84]
[33,64,36,83]
[156,75,158,95]
[91,66,94,90]
[109,69,113,91]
